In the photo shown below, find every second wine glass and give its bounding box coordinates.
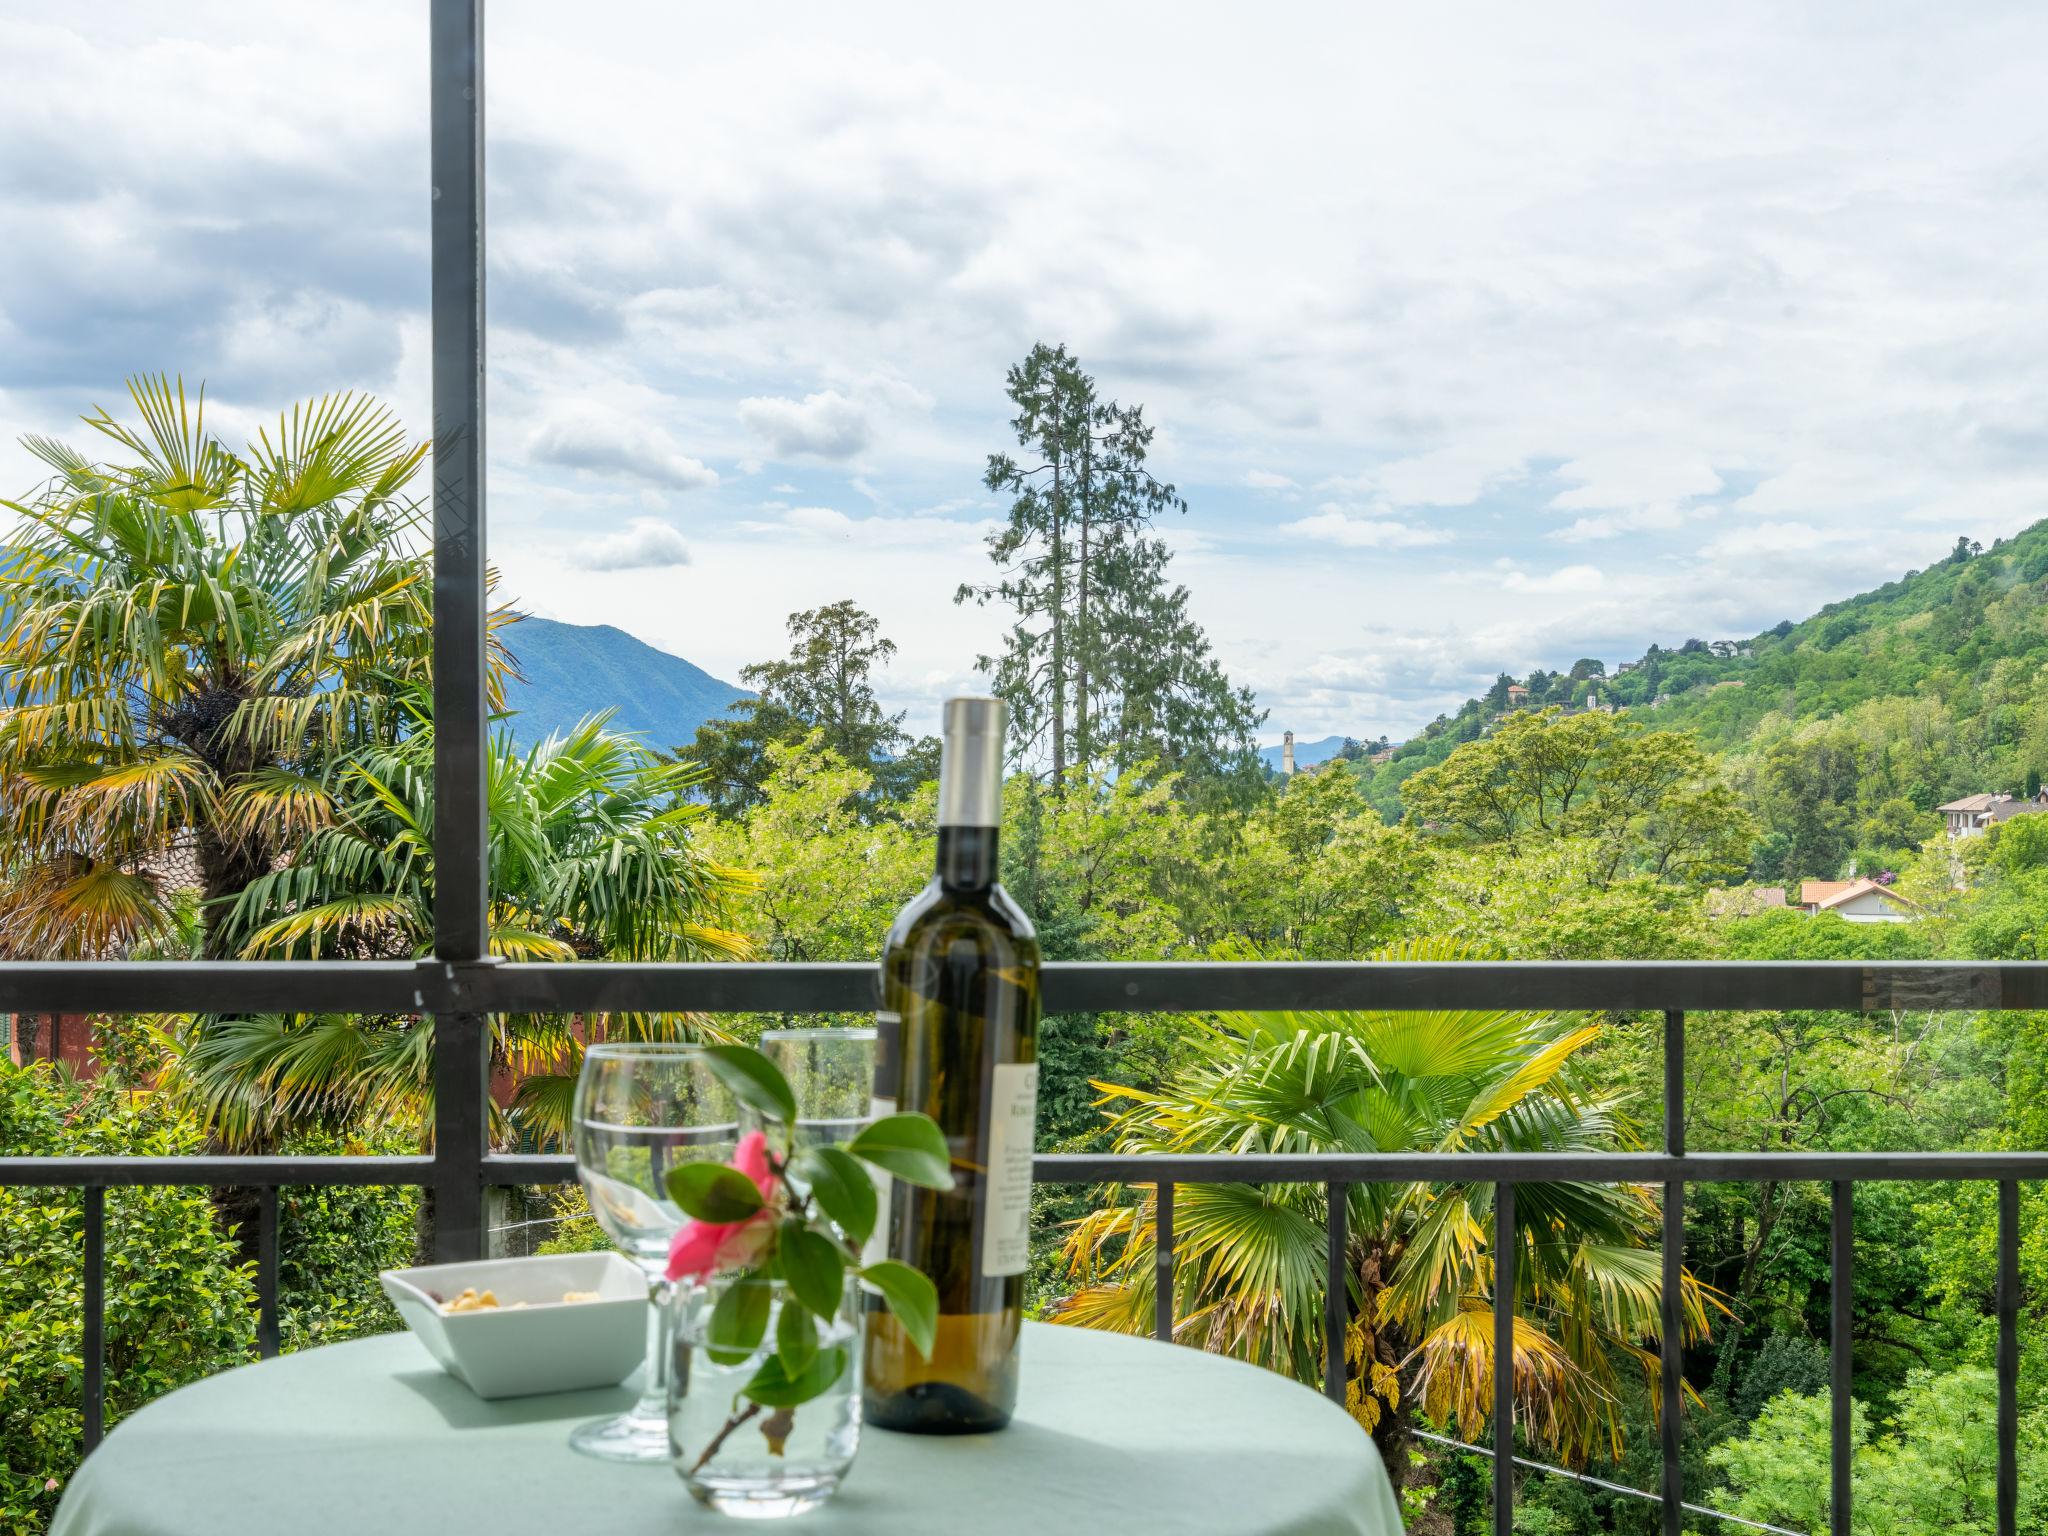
[570,1041,738,1463]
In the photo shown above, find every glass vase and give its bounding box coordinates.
[668,1278,862,1519]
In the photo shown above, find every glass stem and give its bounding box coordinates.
[635,1274,676,1421]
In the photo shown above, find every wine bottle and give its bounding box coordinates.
[864,696,1041,1434]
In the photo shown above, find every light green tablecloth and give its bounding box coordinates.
[52,1320,1402,1536]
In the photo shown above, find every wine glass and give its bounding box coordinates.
[570,1042,738,1463]
[754,1028,885,1267]
[756,1027,879,1151]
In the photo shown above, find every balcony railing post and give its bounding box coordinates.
[428,0,491,1263]
[1152,1182,1174,1344]
[1998,1178,2018,1536]
[257,1186,281,1359]
[1494,1181,1516,1536]
[82,1185,104,1453]
[1660,1009,1685,1536]
[1324,1180,1349,1406]
[1830,1180,1853,1536]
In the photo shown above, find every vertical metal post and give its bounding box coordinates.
[1998,1179,2018,1536]
[1324,1180,1349,1406]
[1660,1009,1685,1536]
[82,1186,104,1453]
[429,0,490,1263]
[1152,1182,1174,1344]
[1494,1181,1516,1536]
[1830,1180,1853,1536]
[257,1186,281,1359]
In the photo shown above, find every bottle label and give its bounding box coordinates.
[980,1061,1039,1278]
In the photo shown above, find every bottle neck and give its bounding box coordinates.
[935,825,999,891]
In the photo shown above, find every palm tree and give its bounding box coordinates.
[0,376,502,958]
[162,700,756,1149]
[1057,938,1717,1490]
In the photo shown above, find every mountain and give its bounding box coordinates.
[1257,734,1349,772]
[498,617,748,750]
[1353,521,2048,823]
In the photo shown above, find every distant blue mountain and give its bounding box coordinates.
[1257,734,1348,772]
[498,617,749,750]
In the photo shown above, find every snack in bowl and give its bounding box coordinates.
[380,1252,648,1399]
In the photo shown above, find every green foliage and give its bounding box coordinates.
[1,1065,257,1532]
[1400,707,1754,886]
[688,601,933,818]
[179,701,755,1150]
[1709,1372,2048,1534]
[1058,938,1714,1488]
[0,377,460,958]
[273,1126,419,1353]
[1730,1331,1830,1423]
[959,342,1264,806]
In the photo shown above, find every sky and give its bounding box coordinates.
[3,2,2047,742]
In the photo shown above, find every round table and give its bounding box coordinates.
[52,1321,1402,1536]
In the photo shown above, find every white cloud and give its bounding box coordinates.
[738,389,871,460]
[11,3,2048,742]
[1243,469,1297,491]
[1551,506,1686,542]
[1501,564,1605,594]
[528,408,719,491]
[1282,508,1452,549]
[570,517,693,571]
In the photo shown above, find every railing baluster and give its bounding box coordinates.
[1324,1179,1349,1406]
[1495,1180,1516,1536]
[1999,1178,2018,1536]
[1661,1010,1685,1536]
[82,1185,104,1453]
[1152,1181,1174,1344]
[1831,1180,1853,1536]
[257,1186,281,1360]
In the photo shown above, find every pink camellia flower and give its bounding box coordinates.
[666,1130,780,1282]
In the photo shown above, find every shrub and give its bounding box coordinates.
[274,1127,422,1353]
[0,1065,257,1533]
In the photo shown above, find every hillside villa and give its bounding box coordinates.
[1939,788,2048,837]
[1795,877,1918,923]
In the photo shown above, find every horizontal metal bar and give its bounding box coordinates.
[16,1148,2048,1190]
[462,1149,2048,1190]
[0,961,426,1014]
[4,958,2046,1018]
[0,1156,434,1187]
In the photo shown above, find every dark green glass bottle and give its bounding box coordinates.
[864,696,1041,1434]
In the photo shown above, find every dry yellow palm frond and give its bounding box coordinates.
[219,768,338,846]
[0,861,174,959]
[38,755,219,847]
[1409,1304,1600,1450]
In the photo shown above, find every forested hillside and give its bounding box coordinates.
[1357,522,2048,882]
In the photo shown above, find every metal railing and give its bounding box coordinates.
[5,958,2045,1536]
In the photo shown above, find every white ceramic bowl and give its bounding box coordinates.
[379,1251,648,1399]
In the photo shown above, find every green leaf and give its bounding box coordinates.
[859,1260,939,1360]
[700,1044,799,1128]
[775,1296,818,1377]
[792,1144,877,1245]
[847,1112,956,1190]
[666,1161,766,1224]
[742,1345,848,1409]
[704,1276,770,1366]
[779,1219,846,1319]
